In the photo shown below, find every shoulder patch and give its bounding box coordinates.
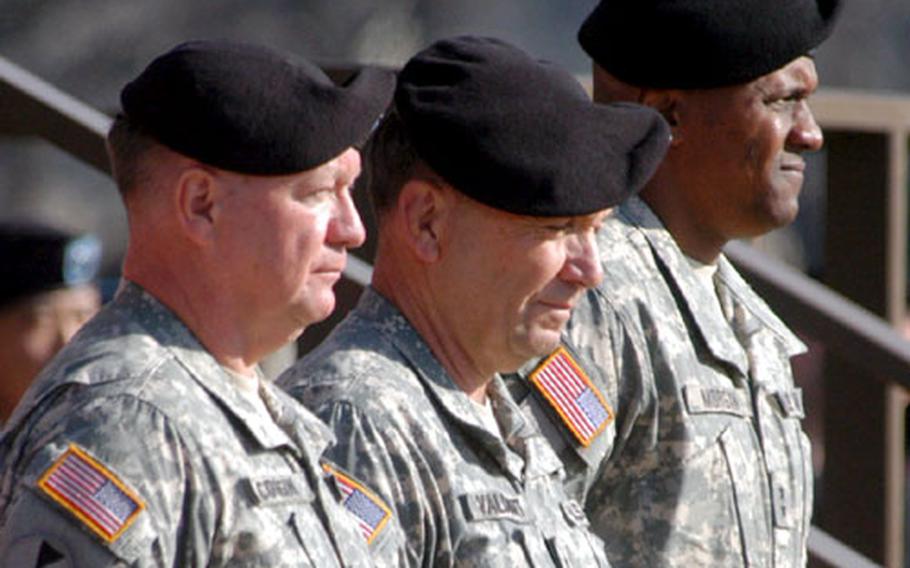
[37,444,145,543]
[528,346,613,447]
[322,463,391,545]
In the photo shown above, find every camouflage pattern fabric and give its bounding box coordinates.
[510,196,813,567]
[507,342,619,507]
[277,288,611,568]
[0,281,376,567]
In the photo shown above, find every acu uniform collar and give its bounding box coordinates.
[714,254,807,358]
[618,197,750,377]
[121,281,332,458]
[359,288,563,481]
[620,197,807,371]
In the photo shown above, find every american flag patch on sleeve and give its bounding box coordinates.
[38,444,144,543]
[323,464,391,544]
[529,346,614,447]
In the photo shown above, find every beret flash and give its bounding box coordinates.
[0,221,102,310]
[121,40,395,175]
[579,0,842,89]
[395,36,670,217]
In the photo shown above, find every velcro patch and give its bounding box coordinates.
[684,385,752,417]
[771,472,796,529]
[775,389,805,419]
[38,444,144,543]
[247,475,313,506]
[529,346,613,447]
[323,464,391,545]
[560,499,589,528]
[460,492,527,523]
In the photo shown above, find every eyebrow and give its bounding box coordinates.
[759,68,816,97]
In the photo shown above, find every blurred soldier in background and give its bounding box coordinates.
[0,222,102,424]
[0,40,397,566]
[508,0,843,566]
[279,35,669,566]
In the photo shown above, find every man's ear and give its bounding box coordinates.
[641,89,683,147]
[396,179,450,263]
[174,167,219,245]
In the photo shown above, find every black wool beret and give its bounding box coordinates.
[121,40,395,175]
[0,222,102,310]
[395,36,670,217]
[579,0,842,89]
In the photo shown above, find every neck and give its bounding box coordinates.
[372,254,492,403]
[639,176,725,264]
[122,242,263,376]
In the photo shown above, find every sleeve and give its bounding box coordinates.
[565,288,659,468]
[0,392,209,568]
[317,399,441,568]
[567,291,669,566]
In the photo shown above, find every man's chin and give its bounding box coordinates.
[293,296,336,328]
[527,331,563,358]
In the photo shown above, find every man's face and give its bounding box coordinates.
[0,285,101,418]
[215,148,366,340]
[675,56,823,241]
[436,193,606,374]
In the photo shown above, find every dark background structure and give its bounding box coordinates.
[0,0,907,272]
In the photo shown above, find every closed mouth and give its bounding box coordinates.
[780,158,806,172]
[538,299,574,311]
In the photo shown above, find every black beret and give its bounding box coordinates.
[579,0,842,89]
[395,36,670,217]
[121,40,395,175]
[0,222,102,310]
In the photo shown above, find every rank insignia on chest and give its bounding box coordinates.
[37,444,145,543]
[528,346,614,447]
[323,463,391,544]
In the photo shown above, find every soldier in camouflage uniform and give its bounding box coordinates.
[0,222,102,425]
[278,36,669,567]
[507,1,843,566]
[0,40,398,566]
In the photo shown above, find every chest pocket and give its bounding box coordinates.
[221,475,343,567]
[540,500,610,568]
[673,384,771,567]
[454,491,537,567]
[679,375,810,568]
[745,328,813,566]
[754,384,813,567]
[728,332,812,568]
[456,491,608,568]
